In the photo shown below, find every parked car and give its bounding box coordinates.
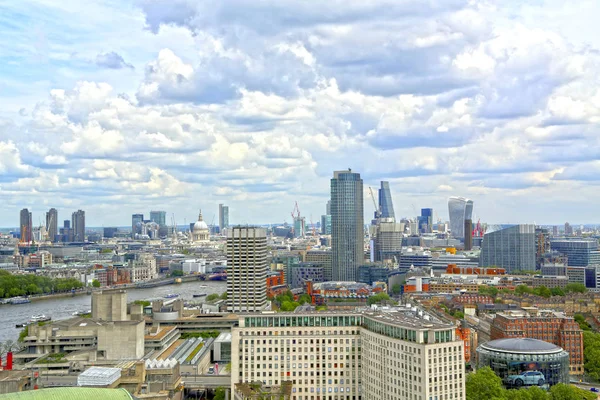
[590,388,599,393]
[505,371,545,387]
[207,366,214,375]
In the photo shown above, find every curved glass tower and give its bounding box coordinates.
[378,181,395,219]
[448,197,473,240]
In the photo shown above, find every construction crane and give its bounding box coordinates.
[291,201,301,220]
[310,215,317,237]
[368,187,381,219]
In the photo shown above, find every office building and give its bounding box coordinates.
[331,169,364,282]
[290,263,324,289]
[45,208,58,243]
[535,227,550,268]
[71,210,85,242]
[550,239,600,267]
[399,251,432,269]
[372,219,404,262]
[131,214,144,239]
[490,309,583,375]
[149,211,166,227]
[464,219,473,250]
[419,208,433,233]
[19,208,33,243]
[59,220,73,242]
[227,227,268,312]
[358,264,389,285]
[219,204,229,232]
[103,227,118,239]
[477,338,570,387]
[448,197,473,241]
[305,250,332,282]
[320,214,332,235]
[564,222,573,236]
[293,217,305,239]
[378,181,395,219]
[479,224,536,272]
[231,307,465,400]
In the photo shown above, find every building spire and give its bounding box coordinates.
[198,209,203,221]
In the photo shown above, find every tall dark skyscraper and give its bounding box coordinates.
[331,169,364,281]
[378,181,395,219]
[46,208,58,243]
[132,214,144,239]
[72,210,85,242]
[419,208,433,233]
[219,204,229,232]
[149,210,166,227]
[19,208,32,243]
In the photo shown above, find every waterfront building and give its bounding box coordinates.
[227,227,269,312]
[448,197,473,241]
[45,208,58,243]
[490,309,583,375]
[72,210,85,242]
[378,181,395,219]
[331,169,364,282]
[129,253,157,282]
[479,224,536,272]
[477,338,570,387]
[19,208,32,243]
[219,204,229,232]
[231,307,465,400]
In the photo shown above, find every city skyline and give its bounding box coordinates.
[2,2,600,226]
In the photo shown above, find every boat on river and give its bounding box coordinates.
[192,293,207,298]
[164,293,179,299]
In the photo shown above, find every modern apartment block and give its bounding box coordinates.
[219,204,230,232]
[231,307,466,400]
[490,309,584,375]
[71,209,86,242]
[227,226,269,312]
[331,169,364,282]
[306,250,333,282]
[19,208,32,243]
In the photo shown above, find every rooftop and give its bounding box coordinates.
[480,338,562,354]
[0,388,133,400]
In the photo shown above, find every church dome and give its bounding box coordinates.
[193,211,209,232]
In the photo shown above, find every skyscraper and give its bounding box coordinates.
[419,208,433,233]
[227,227,268,312]
[46,208,58,243]
[219,204,229,232]
[331,169,364,281]
[149,211,166,227]
[464,219,473,251]
[71,210,85,242]
[19,208,32,243]
[378,181,395,219]
[132,214,144,239]
[448,197,473,240]
[479,224,536,272]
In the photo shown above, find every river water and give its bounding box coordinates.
[0,280,227,344]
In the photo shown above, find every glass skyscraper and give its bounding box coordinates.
[149,210,166,227]
[219,204,229,232]
[378,181,395,219]
[448,197,473,240]
[550,239,600,267]
[331,169,364,281]
[479,224,536,272]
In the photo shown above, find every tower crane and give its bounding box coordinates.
[368,187,381,219]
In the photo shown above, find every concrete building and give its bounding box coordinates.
[490,309,583,375]
[129,253,157,282]
[72,210,86,242]
[305,250,332,282]
[219,204,230,232]
[530,275,569,289]
[372,219,404,263]
[479,224,536,272]
[45,208,58,243]
[227,226,269,312]
[331,169,364,282]
[231,307,465,400]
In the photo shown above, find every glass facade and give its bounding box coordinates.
[477,345,569,388]
[244,314,363,328]
[378,181,395,219]
[448,197,473,240]
[331,170,364,282]
[550,239,599,267]
[480,224,536,272]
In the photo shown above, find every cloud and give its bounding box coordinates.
[95,52,134,69]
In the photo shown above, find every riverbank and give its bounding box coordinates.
[2,275,204,305]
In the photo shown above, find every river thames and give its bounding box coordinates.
[0,280,227,344]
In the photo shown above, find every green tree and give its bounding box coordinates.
[171,270,184,277]
[583,331,600,380]
[206,293,220,302]
[220,292,228,300]
[565,283,587,294]
[133,300,151,307]
[454,311,465,320]
[214,387,227,400]
[367,292,390,306]
[515,285,533,295]
[465,367,505,400]
[574,314,591,331]
[18,326,29,342]
[91,279,101,288]
[391,284,402,295]
[550,287,565,296]
[549,383,596,400]
[532,286,552,298]
[280,301,300,312]
[298,294,312,305]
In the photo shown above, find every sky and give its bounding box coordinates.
[1,0,600,228]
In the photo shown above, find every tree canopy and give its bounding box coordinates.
[0,270,83,298]
[367,292,390,306]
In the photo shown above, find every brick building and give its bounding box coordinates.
[490,309,583,375]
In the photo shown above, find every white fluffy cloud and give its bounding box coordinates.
[1,0,599,225]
